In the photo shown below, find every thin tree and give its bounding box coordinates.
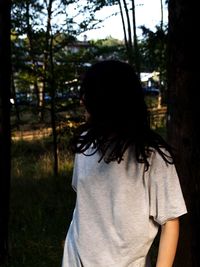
[115,0,140,75]
[167,0,200,266]
[25,0,41,112]
[158,0,165,105]
[0,0,11,264]
[160,0,164,30]
[44,0,58,175]
[118,0,129,53]
[121,0,133,64]
[131,0,140,76]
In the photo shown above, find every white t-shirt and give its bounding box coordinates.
[62,147,187,267]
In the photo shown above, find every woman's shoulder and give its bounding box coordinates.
[149,146,174,166]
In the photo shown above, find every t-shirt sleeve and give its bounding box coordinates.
[149,150,187,225]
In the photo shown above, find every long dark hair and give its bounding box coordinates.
[72,60,173,170]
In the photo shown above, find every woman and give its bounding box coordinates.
[62,60,187,267]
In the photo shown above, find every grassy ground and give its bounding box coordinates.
[7,139,76,267]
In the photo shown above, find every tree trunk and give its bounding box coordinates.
[49,33,58,176]
[45,0,58,176]
[118,0,129,53]
[122,0,134,65]
[0,0,11,264]
[25,0,40,111]
[167,0,200,266]
[160,0,163,30]
[131,0,140,77]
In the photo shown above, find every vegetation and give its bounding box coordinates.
[7,138,76,267]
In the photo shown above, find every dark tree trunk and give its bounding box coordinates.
[158,0,164,101]
[122,0,134,65]
[160,0,163,30]
[131,0,140,77]
[49,33,58,176]
[118,0,129,53]
[25,0,41,111]
[0,0,11,264]
[167,0,200,266]
[46,0,58,176]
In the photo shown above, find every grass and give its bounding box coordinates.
[7,139,76,267]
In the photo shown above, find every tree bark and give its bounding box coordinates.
[167,0,200,266]
[0,0,11,264]
[25,0,40,110]
[45,0,58,176]
[122,0,134,64]
[160,0,163,30]
[49,33,58,176]
[131,0,140,77]
[118,0,129,53]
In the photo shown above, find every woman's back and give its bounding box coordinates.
[62,146,186,267]
[62,60,187,267]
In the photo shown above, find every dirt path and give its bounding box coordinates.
[12,127,52,141]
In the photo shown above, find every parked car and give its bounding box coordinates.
[44,93,51,102]
[143,86,160,96]
[15,92,30,105]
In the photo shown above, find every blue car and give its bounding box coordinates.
[143,86,160,96]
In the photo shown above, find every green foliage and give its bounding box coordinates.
[89,37,126,60]
[92,36,123,46]
[86,0,119,13]
[139,25,168,79]
[145,95,159,109]
[11,0,168,128]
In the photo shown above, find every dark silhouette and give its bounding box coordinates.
[167,0,200,266]
[0,0,11,265]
